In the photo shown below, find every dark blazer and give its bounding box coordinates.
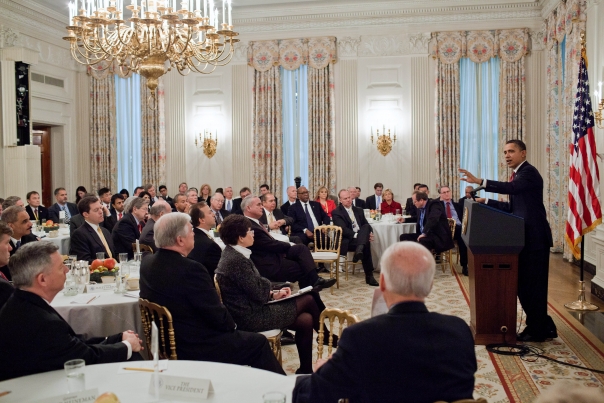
[458,196,471,206]
[26,205,49,221]
[215,245,296,332]
[188,228,223,279]
[0,289,127,381]
[280,200,296,216]
[69,222,117,263]
[259,208,293,235]
[414,199,454,253]
[0,278,14,310]
[365,194,381,210]
[288,201,330,235]
[231,198,244,215]
[111,213,141,259]
[70,214,113,236]
[293,302,476,403]
[485,161,553,251]
[352,198,365,209]
[104,212,121,233]
[247,219,293,280]
[332,204,370,243]
[405,197,414,213]
[1,234,38,281]
[212,208,231,225]
[139,218,157,249]
[48,202,78,223]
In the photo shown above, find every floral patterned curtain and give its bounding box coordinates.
[140,76,166,186]
[88,69,117,193]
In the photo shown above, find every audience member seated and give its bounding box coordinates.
[231,187,251,215]
[188,202,222,279]
[407,184,429,221]
[112,197,149,260]
[25,191,49,222]
[198,183,211,204]
[459,185,474,205]
[223,187,235,213]
[70,196,117,263]
[186,188,199,206]
[242,196,335,291]
[0,242,143,381]
[365,182,384,210]
[98,187,112,210]
[259,184,278,206]
[69,198,113,236]
[216,215,330,374]
[288,186,330,246]
[0,222,14,309]
[380,188,402,215]
[293,242,477,403]
[439,185,469,275]
[280,186,298,216]
[405,183,421,216]
[75,186,87,205]
[143,184,159,206]
[332,190,378,286]
[140,200,171,250]
[104,193,126,232]
[119,188,130,198]
[48,187,79,223]
[315,186,336,218]
[259,193,299,243]
[210,192,229,225]
[158,185,173,206]
[173,193,190,214]
[400,191,454,255]
[139,212,285,374]
[348,186,365,208]
[0,206,38,281]
[178,182,188,195]
[2,196,24,210]
[133,186,144,196]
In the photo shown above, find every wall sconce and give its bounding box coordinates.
[595,83,604,129]
[370,125,397,156]
[195,130,218,159]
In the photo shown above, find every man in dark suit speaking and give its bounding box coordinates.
[293,241,476,403]
[0,241,143,381]
[460,139,556,342]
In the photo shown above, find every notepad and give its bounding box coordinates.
[266,285,313,304]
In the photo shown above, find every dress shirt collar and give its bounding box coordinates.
[85,221,100,232]
[246,216,261,226]
[10,236,21,244]
[233,244,252,259]
[198,227,214,237]
[513,160,526,173]
[263,208,274,217]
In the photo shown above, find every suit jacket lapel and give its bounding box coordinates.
[85,222,106,250]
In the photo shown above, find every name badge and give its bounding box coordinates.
[86,283,115,293]
[149,374,214,400]
[32,388,98,403]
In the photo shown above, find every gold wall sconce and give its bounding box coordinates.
[595,83,604,129]
[371,126,397,156]
[195,130,218,159]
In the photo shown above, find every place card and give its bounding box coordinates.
[86,283,115,293]
[148,374,214,400]
[32,388,98,403]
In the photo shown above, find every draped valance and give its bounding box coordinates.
[429,29,529,64]
[248,37,337,71]
[545,0,582,49]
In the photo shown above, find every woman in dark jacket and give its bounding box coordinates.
[215,215,332,374]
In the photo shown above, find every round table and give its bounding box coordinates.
[369,220,416,269]
[33,229,71,255]
[0,361,296,402]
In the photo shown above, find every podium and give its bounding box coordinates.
[461,200,524,345]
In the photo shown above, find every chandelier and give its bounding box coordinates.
[64,0,239,102]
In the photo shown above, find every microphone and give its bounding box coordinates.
[469,184,487,201]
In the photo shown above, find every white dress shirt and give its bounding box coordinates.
[300,201,319,232]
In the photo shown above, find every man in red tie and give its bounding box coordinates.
[25,191,49,222]
[438,186,468,276]
[111,197,149,260]
[103,194,125,233]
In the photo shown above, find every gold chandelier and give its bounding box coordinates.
[64,0,239,102]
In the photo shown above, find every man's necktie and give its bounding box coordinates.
[446,202,452,218]
[118,212,123,221]
[510,172,515,181]
[63,206,71,220]
[226,200,231,212]
[268,212,275,225]
[304,203,315,231]
[215,211,222,225]
[138,222,143,233]
[15,240,21,249]
[96,227,113,258]
[419,208,426,233]
[34,208,39,221]
[347,209,358,232]
[0,271,8,281]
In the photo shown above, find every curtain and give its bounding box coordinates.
[140,76,166,186]
[281,65,309,202]
[115,74,142,193]
[459,57,500,199]
[89,72,118,193]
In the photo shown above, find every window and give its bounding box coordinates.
[115,74,142,192]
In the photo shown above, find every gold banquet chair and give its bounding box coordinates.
[214,274,283,364]
[138,298,178,360]
[132,243,154,254]
[317,308,360,360]
[434,218,457,276]
[343,251,363,280]
[311,225,343,294]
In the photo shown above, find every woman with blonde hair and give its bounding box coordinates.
[380,188,402,214]
[199,183,212,204]
[315,186,336,218]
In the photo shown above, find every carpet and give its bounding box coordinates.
[281,264,604,402]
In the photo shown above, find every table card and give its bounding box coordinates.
[32,388,98,403]
[148,374,214,400]
[86,283,115,293]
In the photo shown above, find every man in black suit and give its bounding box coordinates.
[209,192,230,225]
[404,183,421,216]
[280,186,298,216]
[347,187,365,208]
[288,186,330,246]
[112,197,149,260]
[48,187,79,223]
[69,196,117,263]
[365,182,384,210]
[293,241,477,403]
[259,184,278,206]
[140,200,171,250]
[0,222,14,309]
[407,184,429,221]
[460,139,556,342]
[332,190,378,286]
[98,187,112,210]
[158,185,173,206]
[25,191,49,222]
[0,241,143,381]
[259,193,296,240]
[223,187,235,213]
[188,202,222,279]
[459,185,474,205]
[400,191,454,254]
[0,206,38,281]
[439,185,469,276]
[231,187,251,215]
[140,212,284,374]
[104,193,126,232]
[242,196,335,291]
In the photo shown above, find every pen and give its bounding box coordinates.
[123,367,164,373]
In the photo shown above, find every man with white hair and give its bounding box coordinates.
[348,186,365,208]
[139,200,171,249]
[280,185,298,216]
[209,192,229,225]
[140,213,285,374]
[293,242,477,403]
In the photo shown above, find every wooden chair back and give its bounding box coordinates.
[132,243,154,254]
[214,274,223,303]
[317,308,359,359]
[313,225,342,254]
[138,298,177,360]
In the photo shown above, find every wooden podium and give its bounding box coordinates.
[461,200,525,345]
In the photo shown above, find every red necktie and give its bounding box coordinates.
[138,223,143,233]
[0,271,8,281]
[446,202,452,218]
[510,172,515,181]
[118,213,122,220]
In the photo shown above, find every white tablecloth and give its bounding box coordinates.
[369,221,416,269]
[0,361,296,403]
[33,230,71,255]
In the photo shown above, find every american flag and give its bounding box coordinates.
[565,53,603,259]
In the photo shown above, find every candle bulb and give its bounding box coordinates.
[222,0,225,24]
[599,81,603,101]
[203,0,207,17]
[228,0,231,26]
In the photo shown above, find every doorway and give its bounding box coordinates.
[32,127,52,207]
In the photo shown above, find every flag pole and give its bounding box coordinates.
[565,238,599,311]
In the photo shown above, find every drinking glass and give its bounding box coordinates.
[64,359,85,393]
[395,209,401,217]
[263,392,285,403]
[119,253,128,264]
[133,252,143,263]
[96,252,105,260]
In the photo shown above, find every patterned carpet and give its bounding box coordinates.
[281,264,604,402]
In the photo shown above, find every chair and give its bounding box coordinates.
[317,308,360,360]
[214,274,283,364]
[94,393,121,403]
[138,298,178,360]
[434,219,456,275]
[343,251,363,280]
[434,399,488,403]
[132,243,154,254]
[311,225,343,294]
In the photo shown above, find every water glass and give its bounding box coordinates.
[395,209,401,217]
[263,392,285,403]
[133,252,143,263]
[96,252,105,260]
[64,359,85,393]
[119,253,129,264]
